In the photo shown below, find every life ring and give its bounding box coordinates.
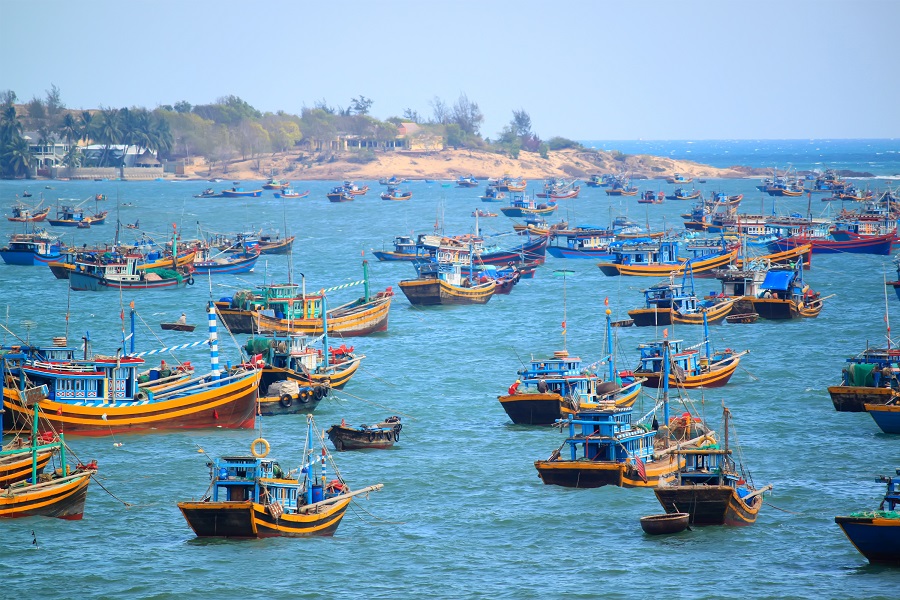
[251,438,270,458]
[299,391,311,404]
[187,276,195,286]
[279,394,293,408]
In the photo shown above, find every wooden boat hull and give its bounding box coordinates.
[748,297,823,319]
[398,279,494,305]
[0,249,62,266]
[0,471,92,520]
[497,393,564,425]
[725,312,759,324]
[326,425,397,450]
[500,205,557,218]
[534,455,681,488]
[160,322,196,332]
[655,485,761,525]
[2,370,261,436]
[865,404,900,434]
[178,497,351,538]
[215,295,392,337]
[260,359,359,392]
[7,207,51,222]
[259,236,294,255]
[829,386,896,412]
[774,233,893,255]
[628,307,673,327]
[69,271,191,291]
[735,244,811,269]
[835,516,900,565]
[640,512,691,535]
[638,355,741,389]
[192,253,259,275]
[598,249,737,277]
[372,250,418,261]
[257,390,324,416]
[672,298,737,325]
[221,190,263,198]
[0,448,53,487]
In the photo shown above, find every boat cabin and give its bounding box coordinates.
[637,339,703,377]
[558,408,657,463]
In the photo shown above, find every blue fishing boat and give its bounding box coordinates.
[666,173,693,184]
[399,243,496,306]
[546,225,616,260]
[746,261,825,319]
[1,302,261,435]
[627,269,737,326]
[456,174,479,188]
[634,322,745,389]
[499,195,557,218]
[598,237,736,277]
[0,230,64,266]
[192,247,260,275]
[326,187,354,202]
[865,403,900,434]
[498,308,643,425]
[177,414,383,538]
[835,469,900,565]
[68,253,194,291]
[380,186,413,201]
[828,346,900,412]
[47,204,107,227]
[654,406,772,526]
[372,235,421,261]
[221,188,263,198]
[480,186,506,202]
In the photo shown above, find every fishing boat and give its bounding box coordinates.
[342,181,369,196]
[193,188,221,198]
[627,270,736,326]
[0,381,96,520]
[372,235,420,261]
[634,324,746,389]
[262,178,290,190]
[160,317,196,332]
[326,416,402,451]
[598,238,737,277]
[480,186,506,202]
[638,190,665,204]
[834,468,900,565]
[472,209,498,218]
[177,414,383,538]
[1,302,262,436]
[666,173,693,184]
[7,204,50,222]
[773,231,894,255]
[499,195,558,218]
[829,345,900,412]
[654,406,772,526]
[0,230,64,266]
[498,306,644,425]
[47,204,107,227]
[378,176,405,186]
[865,403,900,434]
[549,185,580,200]
[68,252,194,291]
[746,262,825,319]
[192,246,260,275]
[273,188,310,199]
[456,174,479,188]
[247,331,363,392]
[326,187,354,202]
[725,313,758,324]
[586,174,613,188]
[215,261,392,336]
[416,232,549,267]
[399,242,495,306]
[221,188,263,198]
[666,188,702,201]
[380,187,413,201]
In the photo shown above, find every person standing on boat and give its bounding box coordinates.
[537,377,549,394]
[177,313,187,325]
[508,380,521,395]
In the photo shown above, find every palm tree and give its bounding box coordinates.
[151,113,173,160]
[0,103,23,143]
[59,113,79,146]
[96,107,122,167]
[1,135,32,178]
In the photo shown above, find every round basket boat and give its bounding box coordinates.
[640,512,691,535]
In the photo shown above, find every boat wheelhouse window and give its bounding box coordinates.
[227,485,251,501]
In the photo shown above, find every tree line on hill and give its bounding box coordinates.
[0,85,583,179]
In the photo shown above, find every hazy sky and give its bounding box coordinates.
[2,0,897,140]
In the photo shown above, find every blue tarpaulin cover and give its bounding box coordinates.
[761,270,794,291]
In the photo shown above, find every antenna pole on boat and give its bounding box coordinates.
[208,300,220,380]
[362,257,370,302]
[885,271,892,350]
[130,300,136,355]
[662,330,671,431]
[322,291,329,369]
[702,309,711,361]
[605,298,614,381]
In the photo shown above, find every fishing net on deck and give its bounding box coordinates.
[849,363,876,386]
[848,510,900,519]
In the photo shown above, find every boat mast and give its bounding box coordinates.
[662,329,671,431]
[722,406,730,485]
[885,271,892,350]
[605,298,614,381]
[208,300,220,379]
[322,292,329,369]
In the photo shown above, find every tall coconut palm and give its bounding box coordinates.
[151,113,173,159]
[59,112,79,146]
[1,135,32,178]
[0,103,23,143]
[96,107,122,167]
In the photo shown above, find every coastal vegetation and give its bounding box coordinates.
[0,85,597,179]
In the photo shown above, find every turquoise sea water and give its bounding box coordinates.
[2,151,900,599]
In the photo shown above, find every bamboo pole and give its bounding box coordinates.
[296,483,383,514]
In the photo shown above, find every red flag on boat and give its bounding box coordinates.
[561,320,566,335]
[634,456,648,483]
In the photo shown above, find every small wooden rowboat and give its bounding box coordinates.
[611,319,634,328]
[326,416,402,451]
[640,512,691,535]
[160,322,196,332]
[725,313,759,324]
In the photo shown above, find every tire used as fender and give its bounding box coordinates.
[187,276,195,286]
[393,430,400,442]
[299,391,311,404]
[279,394,293,408]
